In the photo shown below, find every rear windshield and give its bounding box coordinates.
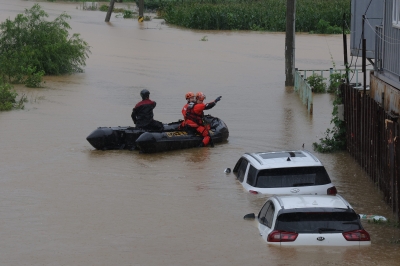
[275,209,361,233]
[254,166,331,188]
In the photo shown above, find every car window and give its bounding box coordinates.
[246,165,257,186]
[258,201,271,225]
[233,158,248,183]
[255,166,331,188]
[265,202,275,228]
[274,209,362,233]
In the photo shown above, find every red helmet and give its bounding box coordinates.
[196,92,206,101]
[185,92,195,100]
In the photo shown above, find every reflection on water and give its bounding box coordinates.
[0,0,399,265]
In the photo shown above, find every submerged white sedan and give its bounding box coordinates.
[233,150,337,195]
[245,194,371,246]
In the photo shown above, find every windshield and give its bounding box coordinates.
[254,166,331,188]
[275,209,362,233]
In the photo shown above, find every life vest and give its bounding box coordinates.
[182,103,189,118]
[185,103,203,125]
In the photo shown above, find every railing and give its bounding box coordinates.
[294,69,313,114]
[81,2,99,10]
[294,68,373,114]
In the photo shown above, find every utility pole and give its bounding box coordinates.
[105,0,116,22]
[139,0,144,19]
[285,0,296,87]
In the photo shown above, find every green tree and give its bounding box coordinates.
[0,4,91,84]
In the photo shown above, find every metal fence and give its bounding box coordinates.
[294,69,313,114]
[294,68,372,114]
[342,83,400,220]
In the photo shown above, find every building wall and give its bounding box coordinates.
[381,0,400,83]
[370,72,400,115]
[351,0,383,58]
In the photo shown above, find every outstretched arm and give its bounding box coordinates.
[205,96,221,110]
[204,102,216,110]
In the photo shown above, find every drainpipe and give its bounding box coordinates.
[382,0,385,72]
[362,15,367,94]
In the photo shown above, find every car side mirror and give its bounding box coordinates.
[243,213,255,220]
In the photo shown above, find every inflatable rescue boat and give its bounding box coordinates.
[86,115,229,153]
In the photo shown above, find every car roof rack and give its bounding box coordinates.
[271,195,285,209]
[301,150,320,162]
[335,194,351,209]
[244,153,263,165]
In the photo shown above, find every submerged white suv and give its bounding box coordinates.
[251,195,371,246]
[233,150,337,195]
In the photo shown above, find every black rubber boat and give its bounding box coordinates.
[86,115,229,152]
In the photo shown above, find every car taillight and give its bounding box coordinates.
[342,229,370,241]
[267,230,298,242]
[327,186,337,195]
[249,190,258,194]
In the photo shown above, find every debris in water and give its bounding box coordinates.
[359,214,387,222]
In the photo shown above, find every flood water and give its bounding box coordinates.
[1,1,400,265]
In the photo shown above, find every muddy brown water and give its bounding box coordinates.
[1,1,399,265]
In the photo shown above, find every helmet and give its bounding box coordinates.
[185,92,195,100]
[140,89,150,100]
[196,92,206,101]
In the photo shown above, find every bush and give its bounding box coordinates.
[314,19,344,34]
[313,87,346,153]
[0,4,91,84]
[328,72,346,93]
[0,80,26,111]
[135,0,161,10]
[0,82,17,111]
[100,5,109,12]
[24,66,45,88]
[306,74,326,93]
[123,10,135,18]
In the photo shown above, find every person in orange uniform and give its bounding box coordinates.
[185,92,222,147]
[181,92,196,119]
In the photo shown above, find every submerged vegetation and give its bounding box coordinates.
[0,4,90,83]
[0,4,90,110]
[158,0,350,32]
[306,74,326,93]
[0,80,27,111]
[49,0,349,33]
[312,82,346,153]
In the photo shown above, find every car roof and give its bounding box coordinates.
[243,150,322,169]
[271,195,351,210]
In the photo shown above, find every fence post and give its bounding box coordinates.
[356,69,359,86]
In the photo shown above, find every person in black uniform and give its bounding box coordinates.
[131,89,164,131]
